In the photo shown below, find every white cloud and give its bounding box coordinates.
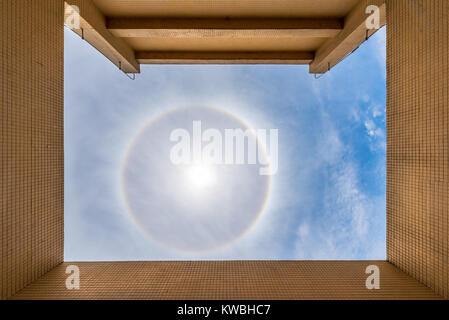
[365,119,376,136]
[372,109,382,118]
[294,160,383,259]
[293,103,384,259]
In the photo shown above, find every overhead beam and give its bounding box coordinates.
[64,1,139,73]
[107,18,343,38]
[135,51,314,65]
[309,0,386,74]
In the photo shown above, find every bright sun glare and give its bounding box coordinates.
[185,164,216,189]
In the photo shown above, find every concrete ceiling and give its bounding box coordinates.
[65,0,386,73]
[92,0,360,18]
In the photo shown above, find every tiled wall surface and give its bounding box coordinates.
[1,0,64,299]
[387,0,449,299]
[11,261,442,300]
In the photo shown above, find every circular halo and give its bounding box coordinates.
[121,105,272,252]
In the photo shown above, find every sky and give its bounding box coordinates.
[64,26,387,261]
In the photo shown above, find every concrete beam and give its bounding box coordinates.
[309,0,386,74]
[107,18,343,38]
[64,1,139,73]
[136,51,314,65]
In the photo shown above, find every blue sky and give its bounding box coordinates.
[64,26,387,261]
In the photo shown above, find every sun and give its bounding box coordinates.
[185,164,216,189]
